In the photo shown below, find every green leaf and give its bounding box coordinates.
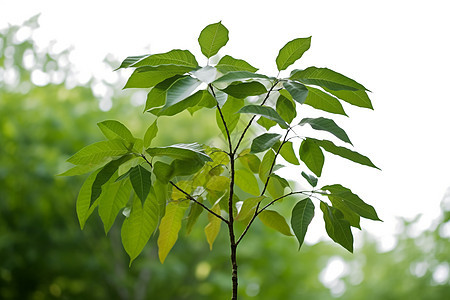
[155,89,204,117]
[236,196,264,221]
[144,75,183,112]
[213,71,270,84]
[98,120,134,142]
[320,201,354,252]
[327,197,361,229]
[57,164,103,177]
[67,140,129,165]
[130,165,152,202]
[301,171,318,187]
[99,179,132,234]
[153,161,174,184]
[258,210,293,236]
[290,67,367,91]
[304,86,347,116]
[221,81,267,98]
[187,90,216,114]
[146,143,212,163]
[159,76,201,113]
[291,198,315,250]
[283,81,308,104]
[216,55,258,73]
[238,152,261,173]
[279,141,300,165]
[299,117,352,145]
[143,120,158,148]
[276,37,312,71]
[216,96,243,138]
[267,174,288,199]
[235,169,260,196]
[276,95,296,124]
[299,139,324,177]
[171,158,203,177]
[121,192,159,265]
[191,66,217,84]
[198,21,229,58]
[204,204,222,250]
[76,169,101,229]
[250,133,282,154]
[256,117,276,130]
[322,184,381,221]
[324,88,373,109]
[310,139,379,169]
[131,49,199,68]
[157,201,188,263]
[259,149,275,182]
[124,65,194,89]
[115,54,149,70]
[206,176,230,191]
[238,105,288,129]
[186,199,205,235]
[91,155,133,205]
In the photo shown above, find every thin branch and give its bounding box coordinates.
[170,181,229,224]
[209,84,233,154]
[233,79,280,155]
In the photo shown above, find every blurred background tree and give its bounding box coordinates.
[0,17,448,299]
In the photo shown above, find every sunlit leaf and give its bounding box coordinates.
[259,149,275,182]
[115,54,149,70]
[236,196,264,221]
[267,174,288,199]
[124,65,194,89]
[143,120,158,148]
[144,75,183,112]
[213,71,270,84]
[191,65,218,84]
[198,21,229,58]
[159,76,201,113]
[256,117,276,130]
[299,117,352,145]
[290,67,367,91]
[206,176,230,191]
[216,55,258,73]
[153,161,174,184]
[258,210,293,236]
[239,152,261,173]
[216,96,244,138]
[129,165,152,202]
[279,141,299,165]
[291,198,315,249]
[235,169,260,196]
[299,139,324,177]
[276,37,312,71]
[121,191,159,265]
[67,140,129,165]
[98,120,134,143]
[324,88,373,109]
[76,169,101,230]
[99,179,132,234]
[157,201,188,263]
[131,49,199,68]
[204,204,222,250]
[304,86,347,116]
[58,163,103,177]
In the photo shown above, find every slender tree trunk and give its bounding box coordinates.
[230,243,238,300]
[228,153,238,299]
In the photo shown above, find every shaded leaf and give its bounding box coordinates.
[291,198,315,249]
[299,139,324,177]
[283,81,308,104]
[192,65,217,84]
[206,176,230,191]
[299,117,352,145]
[221,81,267,98]
[276,37,312,71]
[258,210,293,236]
[279,141,299,165]
[153,161,174,184]
[236,196,264,221]
[216,55,258,73]
[58,164,103,177]
[216,96,244,138]
[76,169,101,229]
[325,88,373,109]
[276,95,296,124]
[267,174,288,199]
[257,117,276,130]
[239,152,261,173]
[115,54,149,70]
[301,171,318,187]
[198,21,229,58]
[154,89,204,117]
[159,76,201,113]
[157,201,188,263]
[238,105,288,129]
[204,204,222,250]
[146,143,212,163]
[99,179,132,234]
[290,67,367,91]
[143,120,158,148]
[130,165,152,202]
[320,201,354,252]
[250,133,282,154]
[131,49,198,68]
[186,198,205,234]
[322,184,381,221]
[144,75,183,112]
[259,149,275,182]
[213,71,270,83]
[98,120,134,142]
[310,139,379,169]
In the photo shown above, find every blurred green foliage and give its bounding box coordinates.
[0,17,448,299]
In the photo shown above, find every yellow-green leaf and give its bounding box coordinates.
[258,210,293,236]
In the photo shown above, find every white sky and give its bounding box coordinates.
[2,0,450,249]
